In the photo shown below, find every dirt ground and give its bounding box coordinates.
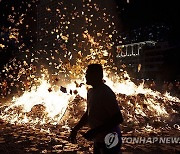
[0,120,179,154]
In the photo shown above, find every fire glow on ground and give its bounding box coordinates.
[0,0,180,153]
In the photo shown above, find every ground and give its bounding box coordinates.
[0,120,179,154]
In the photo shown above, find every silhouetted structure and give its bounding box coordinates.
[116,41,180,81]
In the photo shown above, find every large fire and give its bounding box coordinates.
[0,0,180,152]
[0,70,179,133]
[0,75,87,126]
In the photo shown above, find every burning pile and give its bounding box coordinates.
[0,70,180,135]
[0,0,179,137]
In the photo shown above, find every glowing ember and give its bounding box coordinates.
[1,70,179,131]
[0,77,86,126]
[0,0,179,138]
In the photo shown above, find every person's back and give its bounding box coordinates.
[69,64,123,154]
[87,83,121,141]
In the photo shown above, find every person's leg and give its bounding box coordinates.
[107,141,122,154]
[102,142,121,154]
[93,142,101,154]
[93,133,122,154]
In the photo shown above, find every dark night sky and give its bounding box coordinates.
[1,0,179,45]
[0,0,180,70]
[116,0,179,29]
[1,0,179,40]
[0,0,37,68]
[115,0,180,43]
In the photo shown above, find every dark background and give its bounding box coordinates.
[0,0,179,79]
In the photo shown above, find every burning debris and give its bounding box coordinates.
[0,71,179,131]
[0,0,180,153]
[0,72,180,153]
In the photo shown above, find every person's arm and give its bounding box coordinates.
[98,110,123,131]
[73,111,88,131]
[69,111,88,143]
[83,110,123,140]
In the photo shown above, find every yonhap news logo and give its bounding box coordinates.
[104,132,119,148]
[122,136,180,144]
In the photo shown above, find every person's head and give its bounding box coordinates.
[86,64,103,86]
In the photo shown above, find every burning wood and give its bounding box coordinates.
[0,71,179,131]
[0,0,179,153]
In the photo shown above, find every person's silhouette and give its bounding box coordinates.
[69,64,123,154]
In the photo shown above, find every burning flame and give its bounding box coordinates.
[0,70,179,129]
[0,76,87,126]
[105,72,180,117]
[0,11,179,134]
